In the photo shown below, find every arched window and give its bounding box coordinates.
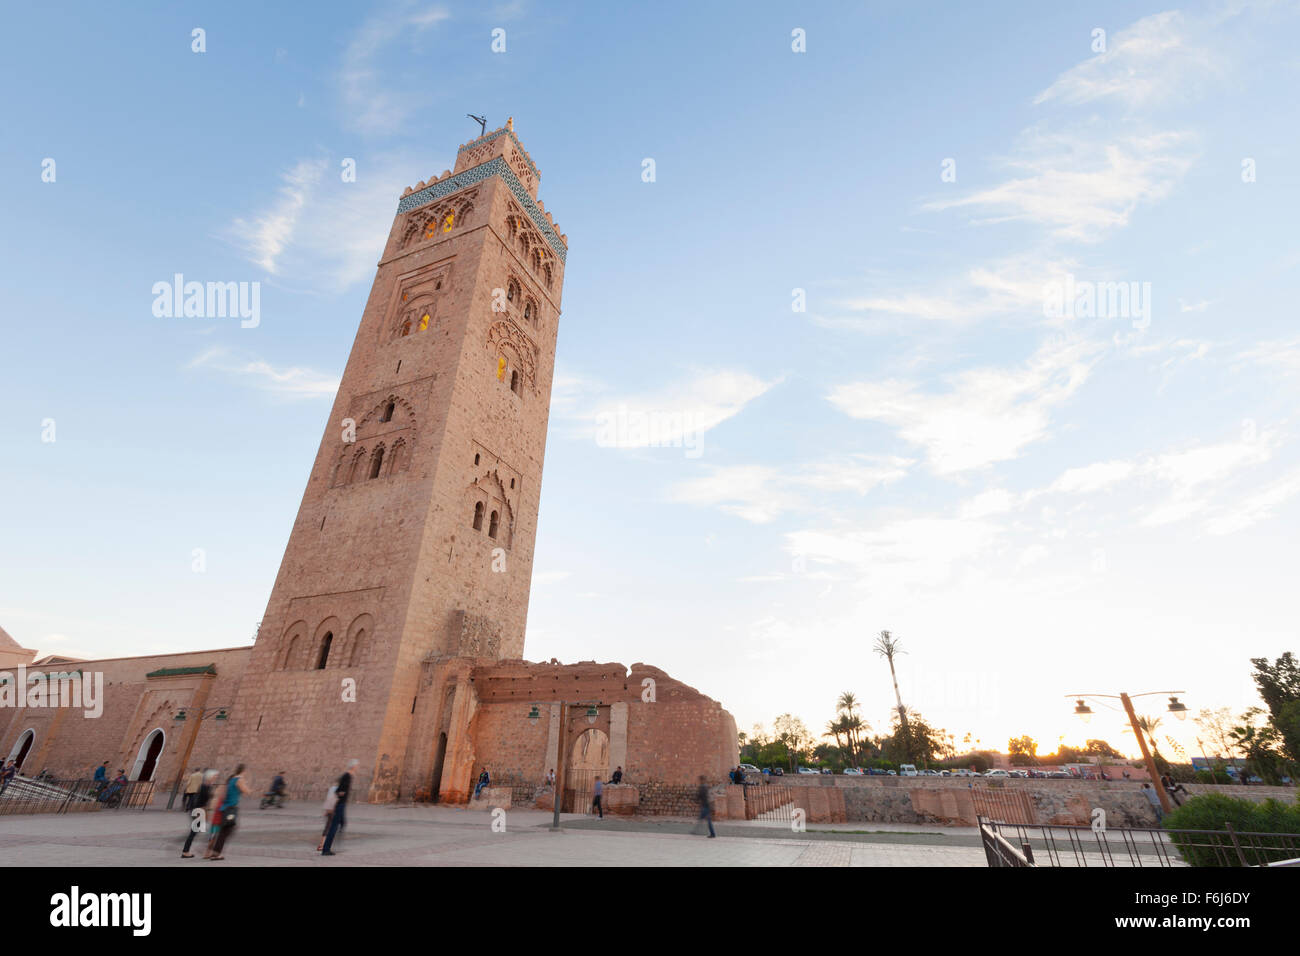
[388,440,405,475]
[544,264,553,288]
[400,320,411,337]
[349,629,366,667]
[507,281,518,303]
[317,632,333,669]
[282,636,298,670]
[474,452,480,466]
[473,502,484,531]
[369,446,385,479]
[510,370,520,395]
[346,449,365,484]
[488,510,499,538]
[418,312,430,332]
[507,217,517,239]
[524,301,533,322]
[381,401,395,423]
[531,250,541,272]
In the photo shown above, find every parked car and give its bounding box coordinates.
[766,766,784,776]
[843,768,865,775]
[739,764,759,774]
[1046,771,1071,778]
[984,769,1010,777]
[797,767,818,775]
[899,764,918,777]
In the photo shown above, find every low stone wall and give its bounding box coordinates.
[743,776,1296,828]
[468,786,512,810]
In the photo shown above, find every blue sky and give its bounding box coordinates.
[2,1,1298,759]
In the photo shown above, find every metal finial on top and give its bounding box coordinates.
[467,113,487,138]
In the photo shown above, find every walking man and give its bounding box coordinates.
[591,776,603,818]
[696,775,716,838]
[321,758,358,856]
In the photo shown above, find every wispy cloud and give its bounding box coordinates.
[226,150,432,293]
[1205,465,1300,535]
[340,3,451,136]
[563,368,781,449]
[227,159,327,275]
[924,128,1196,242]
[827,337,1105,475]
[668,455,912,524]
[1034,10,1223,109]
[188,347,340,399]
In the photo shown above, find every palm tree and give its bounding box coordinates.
[844,714,871,765]
[837,691,862,765]
[824,718,846,755]
[874,630,911,762]
[1134,715,1164,755]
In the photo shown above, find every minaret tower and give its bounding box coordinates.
[225,119,567,800]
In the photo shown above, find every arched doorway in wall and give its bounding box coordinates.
[564,728,609,813]
[8,729,35,771]
[131,728,165,781]
[430,733,448,803]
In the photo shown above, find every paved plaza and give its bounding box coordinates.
[0,800,988,867]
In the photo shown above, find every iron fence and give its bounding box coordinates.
[0,776,156,816]
[743,782,797,822]
[978,815,1300,867]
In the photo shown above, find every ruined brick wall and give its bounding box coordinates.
[446,659,737,811]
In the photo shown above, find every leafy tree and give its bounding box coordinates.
[1195,707,1239,761]
[1085,739,1124,759]
[880,708,947,765]
[1250,653,1300,761]
[1230,708,1288,785]
[1007,735,1038,766]
[773,713,813,771]
[942,750,994,773]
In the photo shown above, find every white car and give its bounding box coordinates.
[899,764,918,776]
[984,769,1010,777]
[797,767,818,774]
[843,768,865,775]
[738,764,759,774]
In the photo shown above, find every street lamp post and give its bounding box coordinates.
[1066,691,1187,814]
[527,700,600,831]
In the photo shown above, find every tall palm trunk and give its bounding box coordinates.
[875,630,912,762]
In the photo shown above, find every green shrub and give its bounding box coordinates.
[1164,793,1300,866]
[1194,770,1236,785]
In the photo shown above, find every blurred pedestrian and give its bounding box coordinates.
[696,775,716,838]
[321,758,358,856]
[183,767,203,811]
[207,764,249,860]
[182,770,219,858]
[1140,783,1164,823]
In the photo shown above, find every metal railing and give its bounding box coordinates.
[743,783,797,821]
[978,815,1300,867]
[0,776,156,816]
